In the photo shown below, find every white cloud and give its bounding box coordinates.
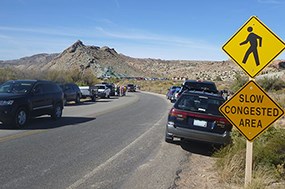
[0,25,223,60]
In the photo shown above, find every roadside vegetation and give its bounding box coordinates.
[214,74,285,189]
[0,68,99,85]
[214,126,285,189]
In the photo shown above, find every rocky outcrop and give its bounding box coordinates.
[0,40,283,80]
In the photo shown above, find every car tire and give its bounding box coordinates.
[14,107,28,128]
[165,132,174,143]
[51,104,62,120]
[75,95,80,104]
[91,95,96,102]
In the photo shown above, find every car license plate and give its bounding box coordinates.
[193,119,207,127]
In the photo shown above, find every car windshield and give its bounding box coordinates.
[0,81,34,94]
[184,82,217,93]
[176,94,224,116]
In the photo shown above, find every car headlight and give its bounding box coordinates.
[0,100,14,106]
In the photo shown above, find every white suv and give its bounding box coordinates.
[95,84,111,98]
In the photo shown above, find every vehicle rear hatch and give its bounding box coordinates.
[170,94,231,134]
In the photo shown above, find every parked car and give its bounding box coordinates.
[0,80,64,128]
[176,80,219,100]
[94,84,111,98]
[169,87,181,103]
[165,90,232,145]
[59,83,82,105]
[166,86,181,101]
[127,84,136,92]
[79,86,97,102]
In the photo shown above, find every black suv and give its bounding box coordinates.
[59,83,82,105]
[165,90,232,145]
[0,80,64,128]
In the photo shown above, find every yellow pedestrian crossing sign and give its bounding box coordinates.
[222,16,285,78]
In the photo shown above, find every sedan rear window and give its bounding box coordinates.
[176,94,224,116]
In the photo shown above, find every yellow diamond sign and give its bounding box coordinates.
[219,80,284,141]
[222,16,285,78]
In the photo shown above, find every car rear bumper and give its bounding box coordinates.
[166,122,231,145]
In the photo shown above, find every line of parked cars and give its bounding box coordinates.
[0,80,131,128]
[165,80,232,146]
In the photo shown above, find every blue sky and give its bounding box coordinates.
[1,0,285,61]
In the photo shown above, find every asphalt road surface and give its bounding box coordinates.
[0,92,186,189]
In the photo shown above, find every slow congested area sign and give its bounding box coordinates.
[219,80,284,141]
[222,16,285,78]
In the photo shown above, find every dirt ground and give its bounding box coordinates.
[170,117,285,189]
[174,154,222,189]
[168,140,236,189]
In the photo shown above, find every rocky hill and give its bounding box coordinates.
[1,40,284,81]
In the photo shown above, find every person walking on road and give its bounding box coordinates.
[240,26,262,66]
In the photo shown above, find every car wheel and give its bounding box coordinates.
[51,104,62,120]
[75,95,80,104]
[165,132,174,143]
[14,108,28,128]
[91,95,96,102]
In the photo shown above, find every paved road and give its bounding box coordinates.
[0,92,186,189]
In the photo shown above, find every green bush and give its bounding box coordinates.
[0,68,17,82]
[214,127,285,186]
[254,127,285,178]
[231,73,248,92]
[257,76,285,91]
[0,67,99,86]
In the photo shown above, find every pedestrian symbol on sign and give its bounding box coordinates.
[222,16,285,78]
[240,26,262,66]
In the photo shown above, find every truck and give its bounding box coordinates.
[79,86,97,102]
[94,84,111,98]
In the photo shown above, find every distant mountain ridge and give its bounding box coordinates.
[1,40,284,80]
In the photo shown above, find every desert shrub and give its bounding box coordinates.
[215,75,223,81]
[245,167,276,189]
[257,76,285,91]
[0,68,18,82]
[80,69,99,86]
[214,127,285,187]
[122,79,181,95]
[230,73,248,92]
[213,129,246,184]
[253,127,285,179]
[46,70,67,83]
[271,90,285,109]
[0,67,99,86]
